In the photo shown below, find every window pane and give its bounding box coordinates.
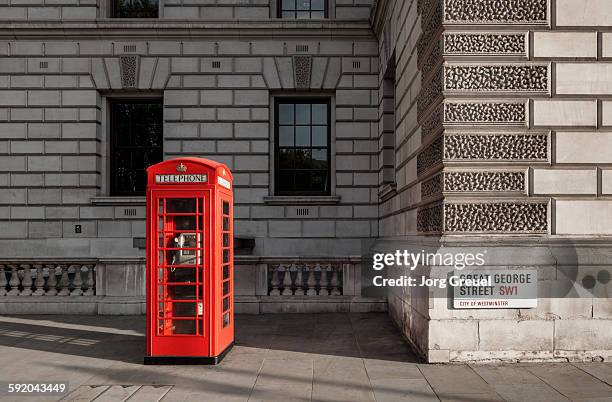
[312,126,327,147]
[296,11,310,19]
[282,0,296,10]
[279,126,294,146]
[295,104,310,124]
[282,11,295,18]
[292,149,312,169]
[278,149,294,169]
[278,104,294,124]
[114,0,158,18]
[166,198,196,213]
[311,171,328,191]
[310,11,325,18]
[312,104,327,124]
[311,0,324,10]
[296,0,310,10]
[295,126,310,147]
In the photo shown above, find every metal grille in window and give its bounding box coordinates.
[113,0,159,18]
[110,99,163,196]
[280,0,327,19]
[275,99,330,195]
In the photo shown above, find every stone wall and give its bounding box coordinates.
[0,0,372,20]
[373,0,612,362]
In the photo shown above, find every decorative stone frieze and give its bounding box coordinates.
[418,4,443,65]
[444,101,527,125]
[443,0,548,24]
[444,171,526,192]
[417,136,444,176]
[418,67,443,116]
[444,64,548,93]
[420,104,444,139]
[417,203,443,233]
[293,55,312,89]
[119,55,139,89]
[444,202,548,233]
[420,42,443,80]
[418,0,438,16]
[421,174,443,199]
[444,132,548,161]
[443,33,527,56]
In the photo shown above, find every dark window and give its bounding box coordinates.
[112,0,159,18]
[275,99,331,196]
[279,0,328,19]
[110,99,163,196]
[381,54,396,185]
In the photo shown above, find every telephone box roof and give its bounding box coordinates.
[147,157,233,180]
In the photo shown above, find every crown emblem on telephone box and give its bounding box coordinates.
[176,163,188,172]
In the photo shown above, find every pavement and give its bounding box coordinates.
[0,313,610,402]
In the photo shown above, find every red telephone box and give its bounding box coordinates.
[144,157,234,365]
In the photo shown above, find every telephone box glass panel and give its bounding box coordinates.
[157,197,206,336]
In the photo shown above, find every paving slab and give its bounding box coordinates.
[526,364,612,400]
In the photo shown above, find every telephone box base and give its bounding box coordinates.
[143,342,234,365]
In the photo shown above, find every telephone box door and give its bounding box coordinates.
[150,191,211,356]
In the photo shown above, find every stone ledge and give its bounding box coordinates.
[263,195,341,206]
[91,197,146,206]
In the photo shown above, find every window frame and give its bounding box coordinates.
[274,97,332,197]
[109,97,164,197]
[277,0,329,19]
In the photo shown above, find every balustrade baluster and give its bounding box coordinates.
[319,264,330,296]
[306,264,317,295]
[281,264,293,295]
[19,265,33,296]
[32,264,45,296]
[70,265,84,296]
[83,265,95,296]
[57,265,71,296]
[269,265,281,296]
[0,265,7,296]
[330,266,341,296]
[295,265,305,295]
[7,265,19,296]
[45,265,58,296]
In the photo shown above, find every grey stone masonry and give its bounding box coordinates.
[0,23,379,260]
[0,0,373,21]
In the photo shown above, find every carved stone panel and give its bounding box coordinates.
[119,55,139,89]
[444,132,549,162]
[443,0,548,25]
[418,3,443,65]
[444,171,526,192]
[421,173,443,199]
[444,202,548,233]
[444,101,527,125]
[293,55,312,89]
[418,67,443,116]
[417,136,444,176]
[444,64,549,93]
[443,33,527,56]
[420,104,444,139]
[417,203,443,233]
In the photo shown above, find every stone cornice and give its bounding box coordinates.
[0,20,375,39]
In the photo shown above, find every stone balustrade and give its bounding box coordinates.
[0,264,96,297]
[268,263,343,296]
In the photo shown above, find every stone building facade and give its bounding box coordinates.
[0,0,611,362]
